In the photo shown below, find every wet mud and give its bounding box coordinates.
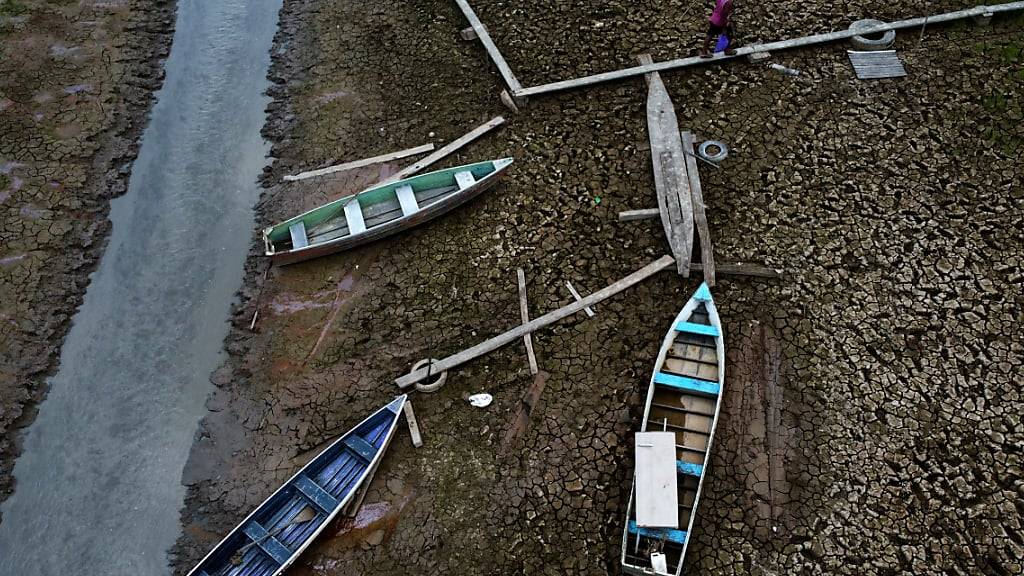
[174,2,1021,576]
[0,0,174,515]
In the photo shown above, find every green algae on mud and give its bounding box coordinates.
[173,4,1023,575]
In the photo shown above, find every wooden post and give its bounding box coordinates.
[517,268,539,375]
[618,208,661,221]
[453,0,523,93]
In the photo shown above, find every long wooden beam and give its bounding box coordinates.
[693,262,782,279]
[514,2,1024,98]
[384,116,505,183]
[454,0,523,93]
[396,255,676,388]
[283,144,434,182]
[682,131,715,287]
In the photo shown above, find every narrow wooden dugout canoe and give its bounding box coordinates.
[264,158,513,265]
[187,395,407,576]
[622,283,724,575]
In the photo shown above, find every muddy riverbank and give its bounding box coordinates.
[0,0,175,516]
[174,3,1022,575]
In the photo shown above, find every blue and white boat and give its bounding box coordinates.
[188,395,407,576]
[622,284,725,575]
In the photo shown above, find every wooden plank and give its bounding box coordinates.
[455,170,476,190]
[513,2,1024,98]
[384,116,505,183]
[640,54,692,276]
[517,268,538,375]
[565,281,595,317]
[453,0,523,93]
[681,131,715,287]
[403,401,423,448]
[283,143,435,182]
[692,261,782,279]
[618,208,660,222]
[396,255,676,388]
[634,432,679,528]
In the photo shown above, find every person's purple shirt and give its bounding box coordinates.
[709,0,733,26]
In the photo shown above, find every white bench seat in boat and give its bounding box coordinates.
[289,222,309,249]
[395,184,419,216]
[454,170,476,190]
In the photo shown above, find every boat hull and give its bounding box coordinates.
[621,283,724,576]
[187,396,406,576]
[267,159,511,266]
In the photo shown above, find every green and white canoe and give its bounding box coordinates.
[264,158,513,265]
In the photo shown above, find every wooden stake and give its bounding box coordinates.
[396,255,676,388]
[517,268,539,375]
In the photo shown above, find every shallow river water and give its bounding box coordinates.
[0,0,280,573]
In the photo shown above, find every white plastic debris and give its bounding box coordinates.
[651,553,668,572]
[467,393,493,408]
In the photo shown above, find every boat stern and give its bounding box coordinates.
[692,282,712,303]
[385,394,408,414]
[493,157,514,172]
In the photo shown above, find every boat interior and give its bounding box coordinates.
[194,411,395,576]
[625,302,720,575]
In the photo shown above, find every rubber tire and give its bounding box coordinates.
[698,140,729,163]
[412,358,447,393]
[849,19,896,51]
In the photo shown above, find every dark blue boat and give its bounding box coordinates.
[187,395,407,576]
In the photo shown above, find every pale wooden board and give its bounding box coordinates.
[681,131,715,286]
[453,0,523,92]
[565,281,595,317]
[395,184,419,216]
[343,198,366,235]
[640,54,693,276]
[283,143,434,182]
[618,208,660,221]
[634,431,679,528]
[403,401,423,448]
[517,268,538,375]
[384,117,505,184]
[514,2,1024,98]
[396,255,675,387]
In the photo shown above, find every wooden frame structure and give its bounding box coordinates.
[456,1,1024,99]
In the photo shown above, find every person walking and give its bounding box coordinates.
[701,0,737,57]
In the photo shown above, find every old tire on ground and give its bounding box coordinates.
[849,19,896,50]
[412,358,447,393]
[698,140,729,163]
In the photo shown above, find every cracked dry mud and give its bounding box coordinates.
[168,3,1022,575]
[0,0,174,516]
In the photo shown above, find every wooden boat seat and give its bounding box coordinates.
[675,321,719,337]
[395,184,419,216]
[627,520,688,545]
[343,199,367,235]
[454,170,476,190]
[293,474,339,513]
[289,222,309,249]
[242,521,292,565]
[342,434,376,463]
[654,372,720,396]
[676,461,703,477]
